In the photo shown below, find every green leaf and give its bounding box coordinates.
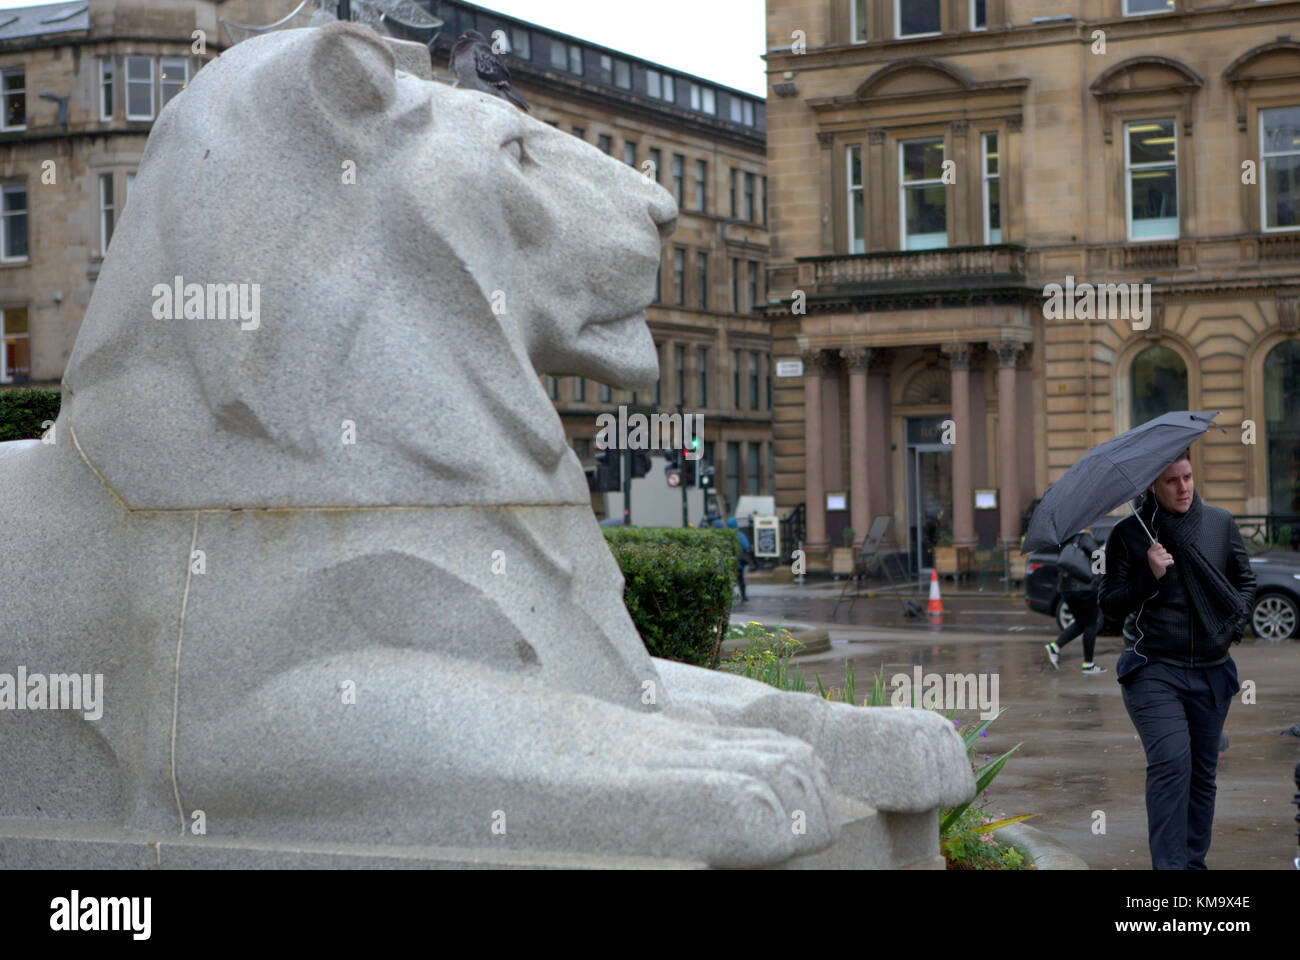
[962,708,1006,751]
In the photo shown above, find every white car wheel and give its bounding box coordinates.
[1252,593,1298,641]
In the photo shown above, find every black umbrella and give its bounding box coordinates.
[1021,411,1223,554]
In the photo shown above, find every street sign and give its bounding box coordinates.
[775,359,804,378]
[666,471,681,487]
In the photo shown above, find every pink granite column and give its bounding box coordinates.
[991,341,1023,546]
[802,349,827,557]
[845,348,873,548]
[945,343,976,549]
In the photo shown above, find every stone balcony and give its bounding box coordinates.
[795,244,1028,295]
[770,235,1300,314]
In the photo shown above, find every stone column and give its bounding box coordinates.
[1017,344,1035,525]
[867,350,894,544]
[821,354,842,496]
[990,341,1023,546]
[802,349,828,556]
[845,348,873,547]
[817,131,835,253]
[867,129,887,250]
[944,342,976,549]
[950,119,969,246]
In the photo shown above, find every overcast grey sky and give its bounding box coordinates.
[0,0,770,95]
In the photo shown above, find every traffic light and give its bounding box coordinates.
[680,451,696,487]
[698,464,715,488]
[680,436,702,486]
[589,448,621,492]
[663,449,682,487]
[630,450,651,479]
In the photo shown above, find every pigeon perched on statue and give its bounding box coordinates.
[449,30,529,112]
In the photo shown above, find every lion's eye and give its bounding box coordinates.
[503,137,525,165]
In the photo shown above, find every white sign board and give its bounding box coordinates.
[753,516,780,558]
[775,359,804,378]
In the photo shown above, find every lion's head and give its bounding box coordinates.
[62,22,676,509]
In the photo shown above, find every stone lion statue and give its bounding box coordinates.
[0,22,970,868]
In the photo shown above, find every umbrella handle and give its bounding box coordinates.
[1130,501,1156,544]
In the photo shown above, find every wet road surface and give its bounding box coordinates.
[732,580,1300,870]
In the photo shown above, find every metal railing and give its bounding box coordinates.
[1234,515,1300,550]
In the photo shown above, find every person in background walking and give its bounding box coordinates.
[1099,448,1255,870]
[712,516,751,601]
[1044,528,1105,674]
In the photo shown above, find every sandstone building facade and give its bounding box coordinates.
[765,0,1300,569]
[0,0,775,521]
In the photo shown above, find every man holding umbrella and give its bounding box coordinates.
[1099,447,1254,870]
[1022,412,1254,869]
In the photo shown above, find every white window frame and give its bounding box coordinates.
[1,67,25,132]
[1260,106,1300,233]
[0,307,30,384]
[895,0,942,39]
[899,138,948,250]
[971,0,988,31]
[1,182,28,263]
[549,41,567,71]
[692,85,715,114]
[743,100,755,126]
[1124,118,1179,241]
[851,0,868,43]
[644,69,676,100]
[511,28,531,60]
[100,58,114,121]
[847,144,865,254]
[125,56,154,121]
[159,57,188,108]
[99,172,115,257]
[982,132,1001,244]
[729,97,742,123]
[661,73,675,103]
[1123,0,1175,16]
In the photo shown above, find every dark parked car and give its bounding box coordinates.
[1024,519,1120,634]
[1243,548,1300,641]
[1025,518,1300,641]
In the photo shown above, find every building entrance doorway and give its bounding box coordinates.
[905,417,953,577]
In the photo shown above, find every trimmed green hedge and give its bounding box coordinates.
[0,388,61,442]
[603,526,739,668]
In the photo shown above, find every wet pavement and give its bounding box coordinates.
[732,578,1300,870]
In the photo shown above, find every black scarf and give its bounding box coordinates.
[1148,492,1249,640]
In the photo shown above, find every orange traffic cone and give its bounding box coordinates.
[926,568,944,618]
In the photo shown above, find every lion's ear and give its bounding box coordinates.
[306,21,397,123]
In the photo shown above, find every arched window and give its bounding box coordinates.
[1264,340,1300,515]
[1130,345,1188,429]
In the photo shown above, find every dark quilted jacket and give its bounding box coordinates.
[1099,501,1256,668]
